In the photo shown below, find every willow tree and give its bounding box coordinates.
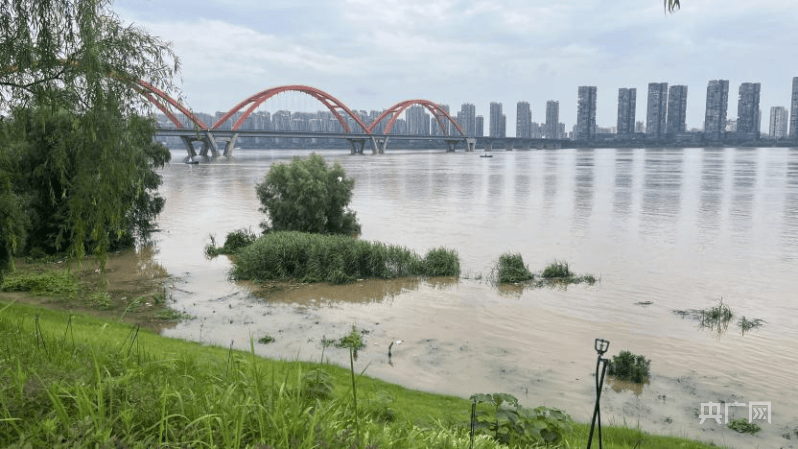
[0,0,179,277]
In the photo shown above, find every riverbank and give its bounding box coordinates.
[0,299,724,448]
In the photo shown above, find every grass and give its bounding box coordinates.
[727,418,761,434]
[673,299,763,336]
[493,253,534,284]
[0,301,727,449]
[205,228,259,257]
[541,260,572,279]
[607,350,651,383]
[0,270,79,298]
[232,231,460,284]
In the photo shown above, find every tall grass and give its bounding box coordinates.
[541,260,572,279]
[493,252,534,284]
[232,231,459,283]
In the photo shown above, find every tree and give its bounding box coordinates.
[664,0,680,13]
[0,0,179,275]
[256,154,361,236]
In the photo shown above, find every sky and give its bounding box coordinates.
[116,0,798,135]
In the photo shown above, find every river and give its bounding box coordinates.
[147,147,798,448]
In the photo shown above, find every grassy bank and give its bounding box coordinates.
[0,301,723,448]
[232,231,459,284]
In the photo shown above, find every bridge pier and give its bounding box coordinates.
[348,138,366,155]
[465,138,476,152]
[444,139,460,152]
[370,136,389,154]
[218,132,239,157]
[505,141,514,151]
[484,140,493,152]
[180,136,198,158]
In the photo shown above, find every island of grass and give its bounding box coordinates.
[229,231,460,284]
[492,253,597,286]
[0,300,726,448]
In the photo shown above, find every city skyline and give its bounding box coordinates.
[116,0,797,137]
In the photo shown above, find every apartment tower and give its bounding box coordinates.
[737,82,761,136]
[575,86,597,141]
[704,80,730,141]
[646,82,668,139]
[666,85,688,135]
[545,100,560,138]
[617,88,636,135]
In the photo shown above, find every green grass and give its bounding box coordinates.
[205,228,259,257]
[0,301,725,449]
[0,270,79,298]
[232,231,460,284]
[494,253,534,284]
[727,418,761,434]
[541,260,573,279]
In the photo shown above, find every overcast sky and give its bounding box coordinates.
[117,0,797,135]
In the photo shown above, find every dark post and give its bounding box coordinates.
[587,338,610,449]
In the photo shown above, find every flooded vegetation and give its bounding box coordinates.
[126,147,798,448]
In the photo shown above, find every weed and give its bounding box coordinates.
[738,316,765,333]
[232,231,460,284]
[154,308,193,321]
[541,260,572,278]
[727,418,761,434]
[335,325,366,358]
[258,334,275,344]
[469,392,571,445]
[493,252,533,284]
[607,350,651,383]
[205,228,259,258]
[301,369,334,401]
[1,271,79,298]
[89,292,114,310]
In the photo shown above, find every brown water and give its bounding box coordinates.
[151,147,798,448]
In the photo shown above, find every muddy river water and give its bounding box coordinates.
[144,147,798,448]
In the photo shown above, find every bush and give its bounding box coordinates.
[256,153,360,235]
[206,228,258,257]
[1,271,79,298]
[231,231,460,284]
[607,350,651,383]
[541,260,572,279]
[470,393,571,446]
[494,253,533,284]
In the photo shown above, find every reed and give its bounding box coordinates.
[232,231,459,284]
[494,252,534,284]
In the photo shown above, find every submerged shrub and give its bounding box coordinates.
[421,247,460,277]
[607,350,651,383]
[541,260,572,279]
[205,228,258,257]
[232,231,460,284]
[495,253,533,284]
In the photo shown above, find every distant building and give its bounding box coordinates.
[500,114,507,138]
[666,85,688,135]
[575,86,597,141]
[545,101,560,138]
[736,82,761,137]
[406,105,430,135]
[516,101,531,138]
[475,115,484,137]
[489,102,504,137]
[770,106,789,138]
[646,82,668,139]
[704,79,729,141]
[617,88,636,135]
[790,77,798,139]
[459,103,476,136]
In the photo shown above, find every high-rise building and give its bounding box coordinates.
[666,85,688,135]
[617,88,636,135]
[770,106,789,138]
[489,102,504,137]
[475,115,484,137]
[516,101,532,138]
[737,82,761,136]
[545,101,559,138]
[500,114,507,138]
[459,103,476,136]
[791,77,798,139]
[575,86,597,141]
[646,82,668,138]
[704,80,729,141]
[406,105,430,135]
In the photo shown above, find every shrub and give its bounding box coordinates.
[727,418,761,434]
[469,393,571,446]
[494,253,533,284]
[420,247,460,277]
[541,260,572,279]
[607,350,651,383]
[301,369,334,401]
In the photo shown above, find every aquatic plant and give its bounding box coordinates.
[541,260,572,279]
[0,270,79,298]
[738,316,765,333]
[727,418,761,434]
[607,350,651,383]
[258,334,275,344]
[494,252,534,284]
[231,231,460,284]
[205,228,258,257]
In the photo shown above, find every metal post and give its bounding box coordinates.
[587,338,610,449]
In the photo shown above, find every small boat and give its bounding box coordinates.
[185,157,199,164]
[480,152,493,158]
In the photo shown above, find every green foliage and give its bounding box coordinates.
[205,228,258,257]
[0,271,78,298]
[257,334,275,344]
[231,231,460,284]
[494,252,534,284]
[256,153,361,235]
[301,369,334,401]
[727,418,761,434]
[0,0,178,271]
[470,392,571,446]
[607,350,651,383]
[738,316,765,333]
[541,260,573,278]
[335,325,366,357]
[420,247,460,277]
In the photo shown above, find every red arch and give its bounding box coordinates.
[368,100,465,136]
[212,85,370,133]
[135,80,209,130]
